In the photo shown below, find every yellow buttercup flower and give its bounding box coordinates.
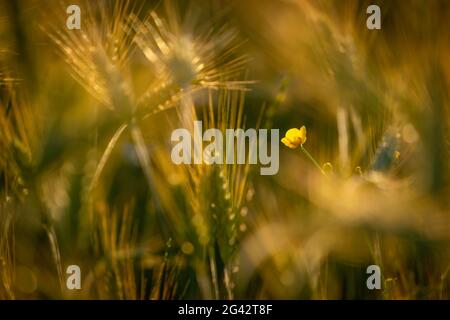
[281,126,307,149]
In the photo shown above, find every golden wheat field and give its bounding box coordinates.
[0,0,449,300]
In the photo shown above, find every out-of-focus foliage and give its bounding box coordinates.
[0,0,449,299]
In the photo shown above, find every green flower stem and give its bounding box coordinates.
[301,145,326,175]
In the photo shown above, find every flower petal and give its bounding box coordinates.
[299,126,307,145]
